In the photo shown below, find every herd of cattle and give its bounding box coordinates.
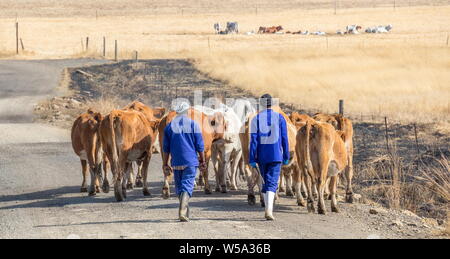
[71,99,354,215]
[214,22,393,35]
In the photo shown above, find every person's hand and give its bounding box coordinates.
[283,160,290,166]
[249,162,257,168]
[199,161,207,172]
[163,165,173,176]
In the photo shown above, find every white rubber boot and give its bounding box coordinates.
[265,191,275,221]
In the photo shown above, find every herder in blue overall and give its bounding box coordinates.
[162,101,206,222]
[249,94,289,220]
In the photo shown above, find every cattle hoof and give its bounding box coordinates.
[286,190,294,197]
[307,202,315,213]
[297,199,306,207]
[80,187,88,193]
[96,186,101,193]
[221,185,227,193]
[346,194,354,203]
[204,189,212,195]
[248,194,256,205]
[88,191,96,197]
[114,189,124,202]
[318,207,327,215]
[279,187,286,193]
[162,188,170,199]
[135,180,143,188]
[331,206,339,213]
[215,187,221,192]
[143,189,151,197]
[230,186,238,191]
[102,182,110,193]
[126,182,134,190]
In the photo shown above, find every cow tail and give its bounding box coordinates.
[110,111,120,175]
[304,121,312,176]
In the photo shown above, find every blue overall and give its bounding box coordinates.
[249,109,289,193]
[163,114,204,197]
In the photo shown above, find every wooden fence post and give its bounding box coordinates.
[86,37,89,51]
[413,123,420,155]
[339,99,344,115]
[384,117,391,155]
[16,22,19,54]
[20,38,24,51]
[114,40,118,61]
[103,37,106,57]
[135,50,138,62]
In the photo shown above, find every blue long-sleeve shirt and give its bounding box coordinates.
[249,109,289,164]
[163,115,205,167]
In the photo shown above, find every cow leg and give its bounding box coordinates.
[202,152,212,194]
[244,165,256,205]
[88,163,99,196]
[286,169,294,197]
[126,163,135,190]
[141,155,152,196]
[317,174,327,215]
[95,162,103,193]
[306,174,316,213]
[102,158,110,193]
[135,160,144,188]
[345,154,354,203]
[80,160,88,193]
[211,147,221,192]
[113,157,126,202]
[330,175,339,213]
[229,151,241,191]
[220,151,232,193]
[294,166,306,206]
[279,169,286,193]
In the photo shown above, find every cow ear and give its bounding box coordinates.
[87,108,95,114]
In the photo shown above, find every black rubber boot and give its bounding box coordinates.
[179,192,190,222]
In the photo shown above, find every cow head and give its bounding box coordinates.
[208,112,227,141]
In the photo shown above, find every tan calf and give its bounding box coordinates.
[71,109,104,196]
[100,109,159,202]
[313,113,355,203]
[296,120,348,214]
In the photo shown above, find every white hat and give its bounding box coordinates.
[172,101,190,114]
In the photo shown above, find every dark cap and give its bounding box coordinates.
[260,93,272,108]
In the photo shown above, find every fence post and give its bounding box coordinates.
[135,50,138,62]
[384,117,391,155]
[16,22,19,54]
[20,38,24,51]
[114,40,118,61]
[103,37,106,57]
[86,37,89,51]
[334,0,337,15]
[339,99,344,115]
[413,123,420,155]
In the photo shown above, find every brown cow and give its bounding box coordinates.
[100,109,159,202]
[289,112,317,206]
[159,108,226,198]
[313,113,355,203]
[122,101,165,188]
[296,120,348,214]
[258,25,283,34]
[71,109,104,196]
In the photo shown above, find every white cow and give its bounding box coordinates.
[194,103,243,192]
[214,23,221,34]
[346,25,362,34]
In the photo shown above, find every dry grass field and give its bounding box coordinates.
[1,1,449,123]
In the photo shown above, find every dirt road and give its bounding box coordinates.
[0,60,437,239]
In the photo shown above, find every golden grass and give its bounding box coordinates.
[0,4,449,122]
